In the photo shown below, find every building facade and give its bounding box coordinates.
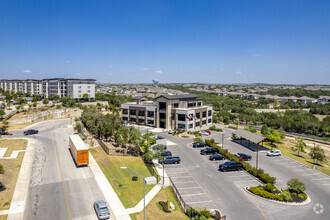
[121,94,213,131]
[0,78,96,99]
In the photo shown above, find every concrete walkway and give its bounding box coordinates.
[88,153,131,220]
[153,159,170,187]
[7,138,36,220]
[0,148,25,159]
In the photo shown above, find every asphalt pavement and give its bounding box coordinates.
[10,119,114,220]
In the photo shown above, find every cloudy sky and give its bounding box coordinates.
[0,0,329,84]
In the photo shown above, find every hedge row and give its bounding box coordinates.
[205,139,276,184]
[249,186,284,201]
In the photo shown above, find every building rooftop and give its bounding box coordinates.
[157,94,200,100]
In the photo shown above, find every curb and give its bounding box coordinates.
[243,186,311,206]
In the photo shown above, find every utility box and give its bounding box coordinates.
[69,135,89,166]
[145,176,157,185]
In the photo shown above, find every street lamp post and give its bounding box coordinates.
[222,133,224,149]
[120,166,146,220]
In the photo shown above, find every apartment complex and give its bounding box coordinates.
[0,78,96,99]
[121,94,213,131]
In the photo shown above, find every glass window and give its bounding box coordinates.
[78,90,81,93]
[208,110,212,117]
[202,120,206,125]
[198,102,202,106]
[188,103,194,108]
[122,117,128,121]
[202,111,206,118]
[178,124,185,129]
[195,121,200,126]
[122,109,128,114]
[178,114,186,121]
[147,120,154,125]
[138,111,145,116]
[196,113,200,119]
[160,113,166,119]
[208,119,212,123]
[130,110,136,115]
[159,102,166,110]
[138,119,145,124]
[189,124,193,129]
[129,117,136,122]
[173,103,179,108]
[147,111,154,117]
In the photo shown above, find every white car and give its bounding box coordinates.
[168,129,175,134]
[267,150,281,157]
[200,131,210,136]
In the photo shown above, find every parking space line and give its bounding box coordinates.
[321,183,330,185]
[187,201,213,205]
[234,180,258,183]
[181,193,206,197]
[174,180,196,183]
[302,173,320,176]
[166,171,187,174]
[293,169,308,172]
[176,186,201,190]
[171,176,193,179]
[312,178,330,181]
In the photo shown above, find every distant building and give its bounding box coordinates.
[318,96,330,104]
[0,78,96,99]
[121,94,213,131]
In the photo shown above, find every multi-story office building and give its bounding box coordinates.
[0,78,96,99]
[121,94,213,131]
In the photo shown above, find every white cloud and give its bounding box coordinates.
[75,73,83,77]
[22,69,32,73]
[235,71,243,74]
[155,70,163,75]
[65,60,70,64]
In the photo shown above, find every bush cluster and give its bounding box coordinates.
[208,125,223,132]
[205,139,276,184]
[249,186,283,201]
[280,190,292,201]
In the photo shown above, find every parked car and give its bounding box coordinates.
[200,147,219,155]
[200,131,210,136]
[206,130,211,135]
[23,129,39,135]
[93,200,110,219]
[159,156,181,164]
[157,135,165,139]
[219,161,243,172]
[168,129,175,134]
[160,151,172,157]
[209,154,226,161]
[267,150,282,157]
[235,153,252,161]
[193,142,207,148]
[152,144,167,151]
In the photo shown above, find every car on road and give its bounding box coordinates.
[193,142,207,148]
[200,147,219,155]
[209,154,226,161]
[235,153,252,161]
[160,151,172,157]
[23,129,39,135]
[93,200,110,219]
[267,150,282,157]
[168,129,175,134]
[219,161,243,172]
[159,156,181,164]
[206,130,211,135]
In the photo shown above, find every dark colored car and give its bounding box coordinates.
[200,147,219,155]
[93,200,110,219]
[209,154,225,161]
[152,144,167,151]
[193,142,206,148]
[159,156,181,164]
[23,129,39,135]
[219,161,243,172]
[160,151,172,157]
[235,153,252,161]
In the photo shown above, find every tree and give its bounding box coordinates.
[42,98,49,105]
[0,164,4,174]
[291,137,306,156]
[82,93,89,101]
[33,103,37,108]
[17,98,26,105]
[287,178,306,194]
[15,105,21,111]
[0,120,9,132]
[309,145,327,164]
[261,124,269,136]
[0,110,5,119]
[234,119,239,129]
[266,129,282,144]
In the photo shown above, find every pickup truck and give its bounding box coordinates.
[159,156,181,164]
[219,161,243,172]
[200,147,219,155]
[160,151,172,157]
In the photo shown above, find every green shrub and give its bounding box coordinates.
[0,164,4,174]
[258,173,276,185]
[287,178,306,194]
[280,190,292,201]
[298,193,307,200]
[193,137,204,143]
[264,183,277,193]
[249,186,282,201]
[199,209,210,218]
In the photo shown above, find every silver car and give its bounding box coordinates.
[267,150,281,157]
[94,200,110,219]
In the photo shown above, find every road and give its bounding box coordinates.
[11,119,114,220]
[141,126,329,220]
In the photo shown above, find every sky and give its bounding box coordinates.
[0,0,329,84]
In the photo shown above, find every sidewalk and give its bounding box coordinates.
[7,138,36,220]
[89,153,131,220]
[153,159,170,186]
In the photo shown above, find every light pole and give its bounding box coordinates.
[222,133,224,149]
[120,166,146,220]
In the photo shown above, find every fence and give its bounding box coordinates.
[145,163,160,182]
[169,177,226,220]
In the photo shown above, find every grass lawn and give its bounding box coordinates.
[90,147,156,208]
[130,187,189,220]
[0,215,7,220]
[0,139,27,211]
[263,140,330,176]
